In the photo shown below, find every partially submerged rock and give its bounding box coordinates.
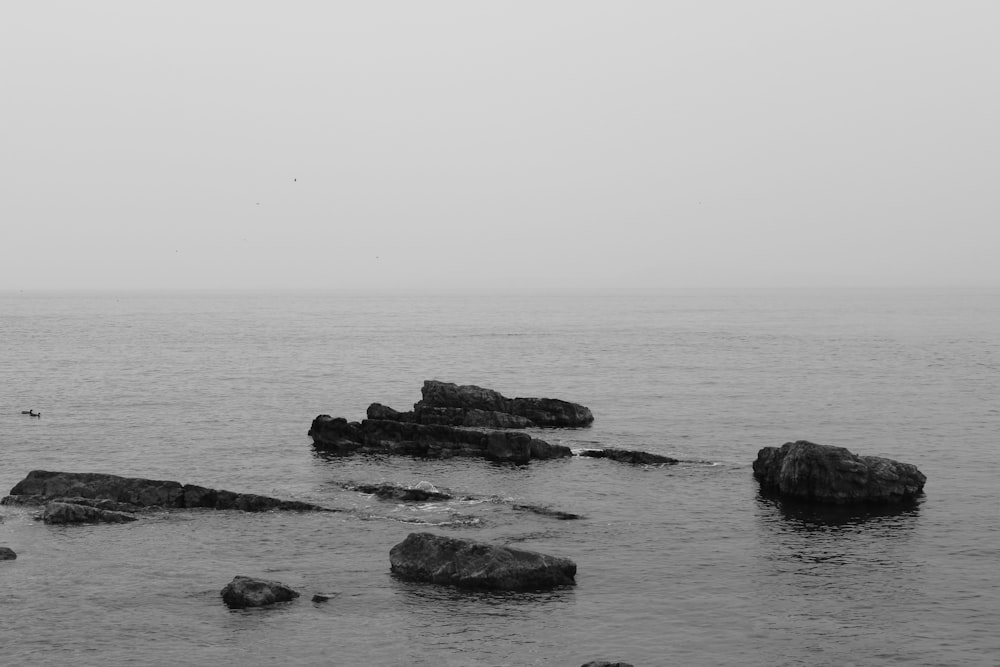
[42,501,138,524]
[579,448,679,465]
[0,547,16,561]
[389,532,577,590]
[221,575,300,609]
[752,440,926,504]
[309,417,572,464]
[344,482,453,502]
[6,471,331,512]
[581,662,635,667]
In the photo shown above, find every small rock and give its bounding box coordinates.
[581,662,634,667]
[0,546,16,560]
[311,592,337,603]
[221,575,300,609]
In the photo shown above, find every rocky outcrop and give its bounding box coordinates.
[752,440,926,504]
[309,417,572,464]
[389,532,577,590]
[579,448,679,465]
[413,380,594,428]
[0,547,16,561]
[6,471,331,512]
[42,501,138,524]
[220,576,300,609]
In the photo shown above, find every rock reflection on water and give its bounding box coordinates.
[752,491,929,665]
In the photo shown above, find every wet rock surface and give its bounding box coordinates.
[753,440,926,504]
[6,471,331,512]
[309,417,572,464]
[579,448,679,465]
[410,380,594,428]
[0,547,16,561]
[42,501,138,524]
[389,532,577,590]
[221,576,300,609]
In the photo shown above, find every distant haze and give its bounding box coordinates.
[3,2,998,290]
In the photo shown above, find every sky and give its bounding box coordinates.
[2,1,998,290]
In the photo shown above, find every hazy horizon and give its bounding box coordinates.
[3,2,998,291]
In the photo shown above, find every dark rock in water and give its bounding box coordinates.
[511,503,583,520]
[221,575,300,609]
[389,532,577,590]
[311,592,337,603]
[7,471,331,512]
[752,440,926,504]
[581,662,635,667]
[578,448,679,465]
[366,403,417,422]
[42,501,138,524]
[345,482,453,502]
[309,416,572,463]
[414,380,594,428]
[0,546,16,560]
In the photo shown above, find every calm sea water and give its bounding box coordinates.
[1,289,998,666]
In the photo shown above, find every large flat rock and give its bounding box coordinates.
[415,380,594,428]
[389,532,577,590]
[309,416,572,464]
[6,471,330,512]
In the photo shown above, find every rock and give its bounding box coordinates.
[581,662,635,667]
[42,501,138,524]
[309,416,572,463]
[344,482,453,502]
[578,448,679,465]
[414,380,594,428]
[389,532,577,590]
[220,575,300,609]
[511,503,583,520]
[311,592,337,603]
[752,440,926,504]
[7,471,331,512]
[0,547,16,560]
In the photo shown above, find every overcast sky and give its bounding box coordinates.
[2,2,998,290]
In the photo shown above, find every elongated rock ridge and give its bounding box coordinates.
[5,470,330,512]
[309,416,572,464]
[752,440,926,504]
[389,532,577,590]
[579,448,679,465]
[369,380,594,428]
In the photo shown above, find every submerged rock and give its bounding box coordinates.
[581,662,635,667]
[309,416,572,464]
[752,440,926,504]
[344,482,453,502]
[578,448,679,465]
[221,576,300,609]
[42,501,138,524]
[389,532,577,590]
[6,471,331,512]
[0,547,16,561]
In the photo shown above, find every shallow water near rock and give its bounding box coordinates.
[2,288,998,665]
